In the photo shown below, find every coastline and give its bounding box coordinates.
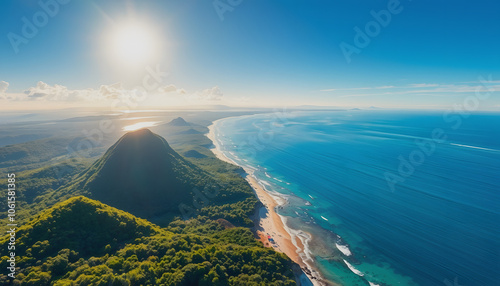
[206,118,333,286]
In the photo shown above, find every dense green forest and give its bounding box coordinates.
[0,118,299,285]
[0,197,296,285]
[0,159,92,233]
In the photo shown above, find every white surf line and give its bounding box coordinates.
[250,173,328,285]
[343,259,364,277]
[336,243,352,256]
[450,143,499,152]
[344,260,384,286]
[205,120,239,165]
[281,216,328,286]
[206,117,328,286]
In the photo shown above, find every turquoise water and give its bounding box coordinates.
[212,110,500,286]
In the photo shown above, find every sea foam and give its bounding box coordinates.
[336,243,352,256]
[343,259,364,277]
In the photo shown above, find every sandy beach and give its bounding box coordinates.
[206,119,332,286]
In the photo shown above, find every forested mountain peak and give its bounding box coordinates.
[75,129,212,219]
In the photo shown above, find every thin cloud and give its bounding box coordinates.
[327,82,500,97]
[407,83,439,88]
[1,81,226,105]
[24,81,72,101]
[459,79,500,84]
[158,84,187,95]
[0,81,9,93]
[194,86,223,101]
[0,81,10,100]
[20,81,144,102]
[320,85,395,92]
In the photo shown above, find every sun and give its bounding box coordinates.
[107,21,159,67]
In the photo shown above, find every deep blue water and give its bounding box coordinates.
[213,110,500,286]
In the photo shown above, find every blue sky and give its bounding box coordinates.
[0,0,499,110]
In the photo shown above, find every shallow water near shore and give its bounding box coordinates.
[211,110,500,286]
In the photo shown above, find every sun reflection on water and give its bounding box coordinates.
[122,121,160,131]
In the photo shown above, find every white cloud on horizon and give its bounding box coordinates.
[0,81,9,93]
[98,82,140,100]
[326,82,500,98]
[0,81,10,100]
[193,86,223,101]
[158,84,187,95]
[459,78,500,84]
[18,81,144,102]
[24,81,74,101]
[0,81,227,108]
[407,83,439,88]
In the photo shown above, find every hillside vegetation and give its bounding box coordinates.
[0,118,298,285]
[0,197,296,285]
[57,129,258,225]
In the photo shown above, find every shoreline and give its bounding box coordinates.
[206,119,333,286]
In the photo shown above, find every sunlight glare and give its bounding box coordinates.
[108,21,159,67]
[122,121,160,131]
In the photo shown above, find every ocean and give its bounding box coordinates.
[211,110,500,286]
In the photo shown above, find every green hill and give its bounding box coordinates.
[0,136,90,172]
[2,196,160,260]
[70,129,219,219]
[0,122,300,285]
[0,158,92,233]
[2,129,258,231]
[0,197,297,286]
